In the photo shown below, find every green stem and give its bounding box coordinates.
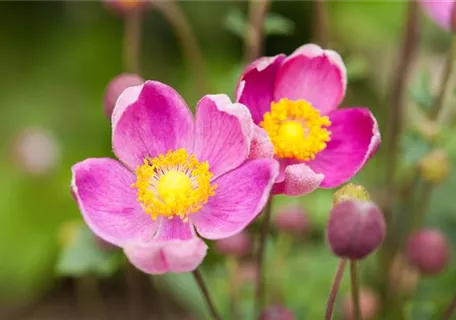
[244,0,270,64]
[123,8,142,74]
[350,260,361,320]
[271,233,293,303]
[442,293,456,320]
[192,269,222,320]
[226,256,240,320]
[325,259,347,320]
[312,0,329,46]
[255,196,274,317]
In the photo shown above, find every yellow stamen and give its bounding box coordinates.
[260,98,332,161]
[131,149,217,221]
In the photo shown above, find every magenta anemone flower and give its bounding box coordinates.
[419,0,456,32]
[236,44,380,196]
[71,81,278,274]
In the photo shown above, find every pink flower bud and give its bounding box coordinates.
[258,305,295,320]
[215,232,252,257]
[406,228,451,276]
[326,200,386,260]
[273,205,309,235]
[103,0,152,17]
[103,73,144,118]
[341,288,380,320]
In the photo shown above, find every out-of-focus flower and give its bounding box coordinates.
[103,0,152,16]
[333,183,370,206]
[104,73,144,118]
[239,261,257,283]
[72,81,278,274]
[419,0,456,32]
[12,127,60,175]
[215,231,252,257]
[389,254,419,296]
[419,149,451,184]
[406,228,451,276]
[273,205,309,235]
[258,305,296,320]
[235,44,380,196]
[327,194,385,260]
[341,288,380,320]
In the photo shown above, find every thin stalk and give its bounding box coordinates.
[350,260,361,320]
[192,269,222,320]
[244,0,270,64]
[325,259,347,320]
[123,8,142,74]
[413,181,432,229]
[312,0,328,46]
[442,294,456,320]
[75,276,106,320]
[271,233,293,303]
[125,262,146,320]
[255,197,274,316]
[154,1,209,95]
[227,257,240,320]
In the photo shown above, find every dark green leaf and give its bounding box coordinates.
[223,8,246,39]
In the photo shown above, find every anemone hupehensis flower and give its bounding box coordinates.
[236,44,381,196]
[71,81,278,274]
[419,0,456,32]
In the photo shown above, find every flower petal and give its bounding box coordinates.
[124,219,207,274]
[71,158,157,247]
[306,108,380,188]
[193,94,253,178]
[236,54,286,124]
[274,43,347,114]
[191,159,278,239]
[248,125,274,160]
[419,0,455,31]
[272,162,324,196]
[112,81,194,170]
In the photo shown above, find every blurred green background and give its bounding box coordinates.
[1,1,455,319]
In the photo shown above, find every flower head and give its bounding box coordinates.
[341,288,380,320]
[104,73,144,118]
[103,0,151,16]
[273,204,309,236]
[236,44,380,196]
[71,81,278,274]
[419,0,456,32]
[215,231,252,257]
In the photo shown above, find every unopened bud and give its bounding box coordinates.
[215,232,252,257]
[273,205,309,236]
[389,254,419,296]
[333,183,370,206]
[419,149,450,184]
[103,0,151,16]
[327,199,386,260]
[103,73,144,118]
[341,288,380,320]
[258,305,296,320]
[406,228,451,276]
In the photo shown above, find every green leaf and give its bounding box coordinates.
[264,13,295,36]
[223,8,246,39]
[409,70,433,111]
[402,131,432,166]
[55,225,121,277]
[345,54,370,82]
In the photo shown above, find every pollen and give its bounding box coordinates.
[131,149,217,221]
[260,98,332,161]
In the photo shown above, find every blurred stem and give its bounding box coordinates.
[412,181,432,229]
[75,276,106,320]
[255,196,274,317]
[325,259,347,320]
[125,261,146,320]
[155,1,209,95]
[226,256,240,320]
[124,9,142,74]
[431,36,456,121]
[312,0,328,46]
[385,0,420,198]
[192,269,222,320]
[442,294,456,320]
[244,0,270,64]
[350,261,361,320]
[271,233,293,303]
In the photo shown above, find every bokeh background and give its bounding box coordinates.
[1,1,456,319]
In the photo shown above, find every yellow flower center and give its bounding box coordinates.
[260,98,332,161]
[131,149,217,221]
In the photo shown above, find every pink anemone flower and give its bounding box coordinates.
[71,81,278,274]
[419,0,456,32]
[236,44,380,196]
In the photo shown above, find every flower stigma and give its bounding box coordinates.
[260,98,332,161]
[131,149,217,222]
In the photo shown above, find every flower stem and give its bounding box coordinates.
[192,269,222,320]
[75,276,106,320]
[227,256,240,320]
[154,1,209,96]
[255,196,274,317]
[350,260,361,320]
[123,8,142,74]
[312,0,329,46]
[325,259,347,320]
[442,293,456,320]
[125,262,145,319]
[271,233,293,303]
[244,0,270,64]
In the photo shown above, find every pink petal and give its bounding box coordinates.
[193,95,253,178]
[71,158,157,247]
[191,159,278,240]
[248,125,274,160]
[112,81,194,170]
[124,219,207,274]
[236,54,286,124]
[274,43,347,115]
[419,0,455,31]
[307,108,381,188]
[272,162,324,196]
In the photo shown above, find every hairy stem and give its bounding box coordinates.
[192,269,222,320]
[325,259,347,320]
